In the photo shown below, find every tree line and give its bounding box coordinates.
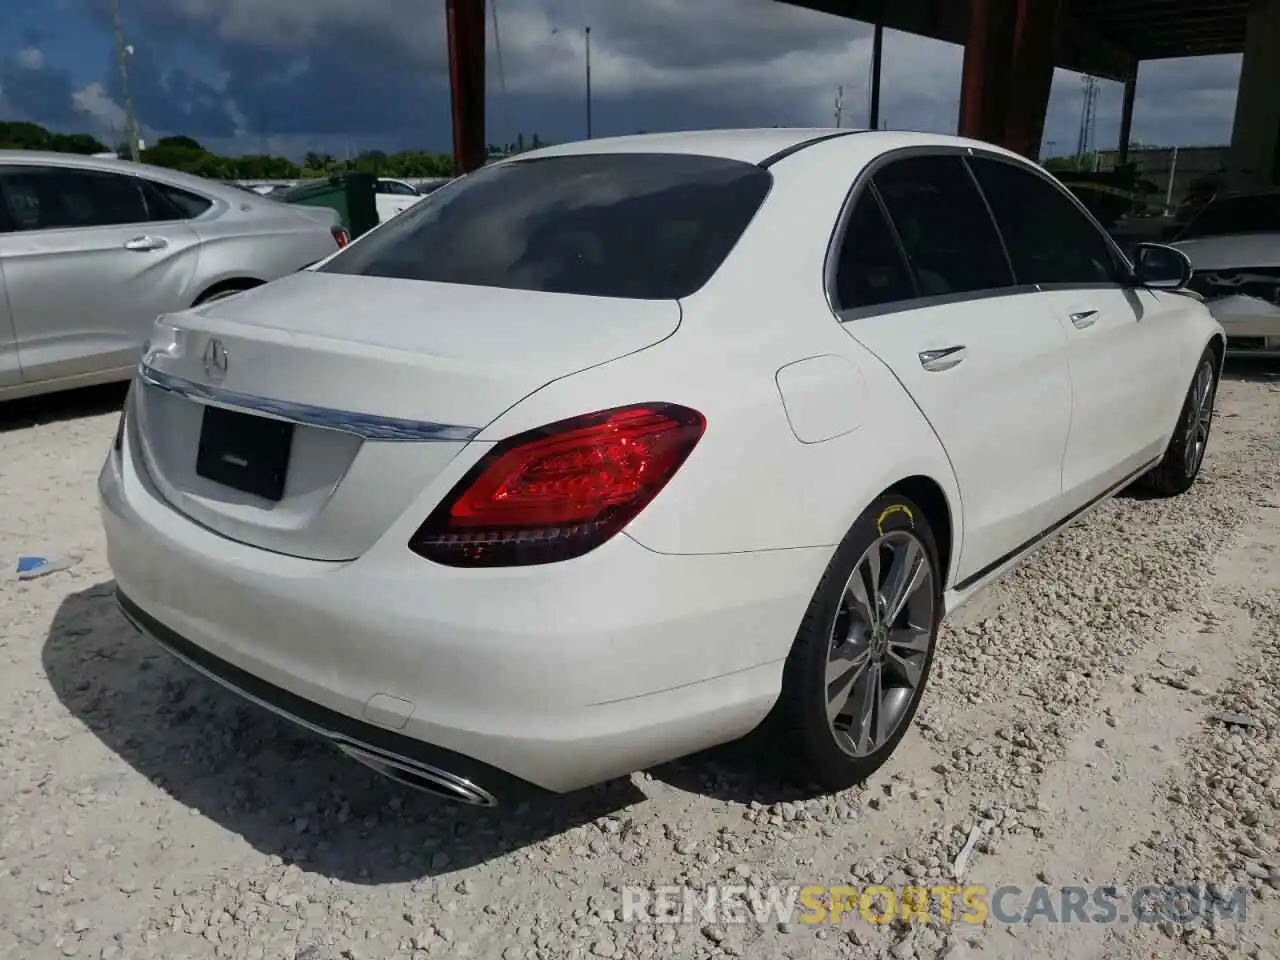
[0,122,551,180]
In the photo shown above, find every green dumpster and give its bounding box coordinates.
[278,172,378,239]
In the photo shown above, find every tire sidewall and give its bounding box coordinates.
[783,493,944,788]
[1170,351,1218,482]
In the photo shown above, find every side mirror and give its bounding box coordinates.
[1131,242,1192,290]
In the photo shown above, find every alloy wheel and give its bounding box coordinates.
[824,530,935,757]
[1183,360,1215,476]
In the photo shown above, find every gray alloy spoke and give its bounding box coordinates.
[825,530,936,759]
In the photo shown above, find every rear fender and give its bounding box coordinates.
[471,323,964,577]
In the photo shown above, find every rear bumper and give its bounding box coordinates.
[99,438,828,797]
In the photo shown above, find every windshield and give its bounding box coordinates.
[1178,194,1280,240]
[320,153,773,300]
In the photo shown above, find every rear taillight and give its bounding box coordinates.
[409,403,706,567]
[331,226,350,248]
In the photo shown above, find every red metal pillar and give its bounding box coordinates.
[957,0,1017,144]
[446,0,486,175]
[1002,0,1061,160]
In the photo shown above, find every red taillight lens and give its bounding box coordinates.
[331,226,350,248]
[409,403,706,567]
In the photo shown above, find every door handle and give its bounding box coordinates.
[918,345,967,372]
[123,235,167,252]
[1069,309,1098,328]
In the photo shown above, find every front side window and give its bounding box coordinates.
[323,154,773,300]
[832,193,916,310]
[872,155,1014,298]
[0,167,148,231]
[969,156,1120,286]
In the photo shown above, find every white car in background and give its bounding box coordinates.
[374,177,428,222]
[1173,191,1280,358]
[102,129,1222,808]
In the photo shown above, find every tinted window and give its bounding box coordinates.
[0,167,148,231]
[872,155,1013,297]
[1178,195,1280,239]
[969,157,1119,285]
[323,154,773,300]
[145,181,213,219]
[384,181,418,196]
[833,194,915,310]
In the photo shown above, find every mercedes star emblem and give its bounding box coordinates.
[203,338,229,382]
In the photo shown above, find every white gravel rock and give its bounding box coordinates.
[0,370,1277,960]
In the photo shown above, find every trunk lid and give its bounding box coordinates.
[133,271,680,561]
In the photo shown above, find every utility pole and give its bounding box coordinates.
[584,26,593,139]
[1075,74,1098,169]
[111,0,141,161]
[834,86,844,128]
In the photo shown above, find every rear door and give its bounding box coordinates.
[967,154,1182,511]
[832,152,1073,584]
[0,164,200,383]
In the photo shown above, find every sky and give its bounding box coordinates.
[0,0,1248,160]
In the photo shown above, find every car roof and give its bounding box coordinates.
[515,128,860,165]
[510,127,1024,167]
[0,149,253,205]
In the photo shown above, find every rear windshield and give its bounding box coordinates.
[320,153,772,299]
[1178,194,1280,239]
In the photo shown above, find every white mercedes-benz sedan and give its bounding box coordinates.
[100,129,1224,808]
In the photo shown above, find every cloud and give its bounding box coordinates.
[72,80,127,133]
[3,0,1252,157]
[0,46,77,125]
[15,46,45,70]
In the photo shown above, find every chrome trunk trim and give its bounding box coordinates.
[137,364,480,442]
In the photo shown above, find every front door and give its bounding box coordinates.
[967,155,1184,511]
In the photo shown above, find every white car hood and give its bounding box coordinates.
[1172,233,1280,271]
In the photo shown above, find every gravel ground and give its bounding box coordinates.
[1,363,1277,960]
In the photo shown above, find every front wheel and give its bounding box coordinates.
[772,493,943,792]
[1140,347,1218,497]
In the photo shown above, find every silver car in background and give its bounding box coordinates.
[0,151,350,401]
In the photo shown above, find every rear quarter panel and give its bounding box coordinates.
[463,135,964,571]
[190,214,337,299]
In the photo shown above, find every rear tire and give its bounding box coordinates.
[772,494,943,792]
[193,283,257,307]
[1139,348,1217,497]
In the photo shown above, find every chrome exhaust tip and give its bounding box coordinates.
[337,743,498,807]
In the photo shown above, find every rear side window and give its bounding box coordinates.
[144,181,213,220]
[322,154,773,300]
[0,167,148,231]
[832,194,916,310]
[1178,195,1280,239]
[969,157,1119,286]
[872,155,1014,297]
